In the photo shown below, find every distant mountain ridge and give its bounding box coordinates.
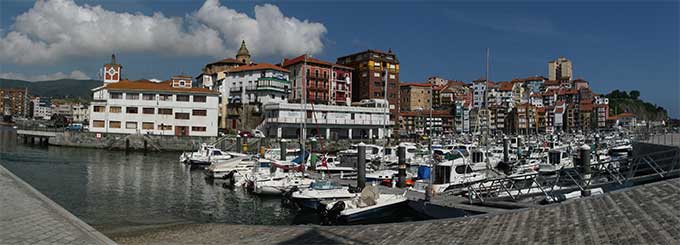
[0,78,101,99]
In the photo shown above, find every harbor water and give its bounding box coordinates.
[0,141,297,234]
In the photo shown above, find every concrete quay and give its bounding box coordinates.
[0,164,116,245]
[112,176,680,245]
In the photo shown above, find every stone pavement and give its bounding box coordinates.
[0,165,116,245]
[113,177,680,245]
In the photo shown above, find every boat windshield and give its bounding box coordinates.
[310,181,341,190]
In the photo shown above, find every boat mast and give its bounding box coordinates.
[301,53,308,167]
[383,62,388,145]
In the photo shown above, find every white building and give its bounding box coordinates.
[89,76,220,136]
[72,103,88,123]
[262,99,393,139]
[31,97,52,120]
[219,63,290,105]
[472,80,489,108]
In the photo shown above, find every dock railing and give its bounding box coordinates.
[465,146,680,203]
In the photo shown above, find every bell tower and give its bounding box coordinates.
[103,54,122,84]
[235,40,251,65]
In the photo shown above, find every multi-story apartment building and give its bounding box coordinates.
[337,49,400,120]
[283,54,353,106]
[488,105,508,134]
[399,110,451,136]
[72,103,88,123]
[472,79,491,108]
[548,57,573,81]
[262,99,392,139]
[454,101,472,133]
[399,82,432,112]
[90,75,220,137]
[0,88,29,117]
[220,63,290,105]
[511,104,537,134]
[30,97,52,120]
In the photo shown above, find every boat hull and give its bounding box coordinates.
[336,200,408,225]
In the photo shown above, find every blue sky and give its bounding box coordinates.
[1,0,678,117]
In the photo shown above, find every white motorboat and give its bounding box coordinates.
[249,160,313,195]
[320,185,408,224]
[287,180,357,210]
[180,143,242,167]
[315,155,355,173]
[204,155,257,184]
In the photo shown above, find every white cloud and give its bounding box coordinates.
[0,70,92,81]
[0,0,327,65]
[194,0,327,58]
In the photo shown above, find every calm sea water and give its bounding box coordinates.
[0,140,296,232]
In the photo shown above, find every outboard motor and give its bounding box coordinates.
[548,150,561,165]
[471,151,484,163]
[281,186,299,209]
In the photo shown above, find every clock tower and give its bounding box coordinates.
[103,54,122,84]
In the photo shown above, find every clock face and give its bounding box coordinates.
[108,68,116,75]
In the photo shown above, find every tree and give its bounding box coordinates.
[629,90,640,100]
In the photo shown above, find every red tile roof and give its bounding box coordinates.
[498,81,513,91]
[282,55,353,69]
[207,58,245,66]
[401,82,432,88]
[227,63,288,73]
[104,80,219,94]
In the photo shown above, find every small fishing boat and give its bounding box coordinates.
[286,180,357,210]
[320,186,408,224]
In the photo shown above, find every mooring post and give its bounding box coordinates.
[595,134,600,162]
[357,143,366,190]
[279,139,287,161]
[236,136,242,153]
[503,136,509,163]
[398,145,406,188]
[580,144,592,196]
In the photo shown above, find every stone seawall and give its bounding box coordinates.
[49,131,221,152]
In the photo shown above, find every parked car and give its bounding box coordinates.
[238,131,253,138]
[253,129,265,138]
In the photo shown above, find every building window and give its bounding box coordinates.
[374,72,380,77]
[110,93,122,99]
[158,124,172,131]
[125,122,137,129]
[93,106,105,112]
[192,110,207,116]
[126,93,139,100]
[93,120,105,128]
[126,107,138,114]
[362,72,368,77]
[389,74,396,79]
[176,95,190,102]
[159,94,172,101]
[158,108,172,115]
[142,122,154,130]
[142,108,155,114]
[142,93,155,100]
[109,106,121,113]
[109,121,121,128]
[191,126,206,132]
[175,112,190,120]
[193,95,206,102]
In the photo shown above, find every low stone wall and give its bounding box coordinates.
[48,131,220,152]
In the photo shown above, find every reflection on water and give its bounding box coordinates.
[0,141,295,231]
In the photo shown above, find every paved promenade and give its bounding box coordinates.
[114,177,680,244]
[0,165,116,245]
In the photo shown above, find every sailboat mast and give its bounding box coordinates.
[301,54,307,167]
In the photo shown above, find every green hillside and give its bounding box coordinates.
[0,78,100,99]
[605,90,668,121]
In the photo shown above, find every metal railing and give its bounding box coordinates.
[464,147,680,203]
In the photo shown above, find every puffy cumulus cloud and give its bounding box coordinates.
[0,0,327,65]
[194,0,327,57]
[0,70,91,81]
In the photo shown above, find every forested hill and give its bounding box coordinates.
[605,90,668,121]
[0,78,100,99]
